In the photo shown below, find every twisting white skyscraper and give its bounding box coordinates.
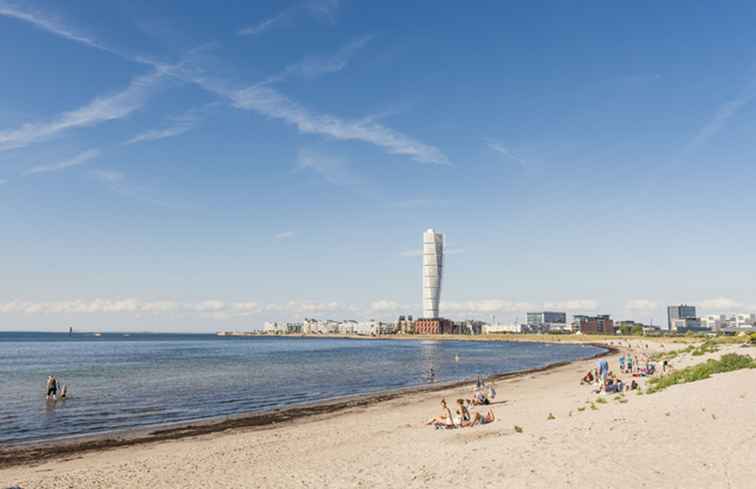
[422,228,444,318]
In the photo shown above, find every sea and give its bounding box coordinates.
[0,332,604,445]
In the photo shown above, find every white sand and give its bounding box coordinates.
[3,339,755,489]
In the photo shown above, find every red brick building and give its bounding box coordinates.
[574,315,614,334]
[414,318,453,335]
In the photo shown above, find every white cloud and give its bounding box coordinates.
[297,148,358,186]
[192,300,226,312]
[543,300,598,312]
[442,300,534,314]
[625,299,657,311]
[488,141,526,165]
[0,1,106,52]
[238,9,290,36]
[264,300,350,314]
[265,36,371,84]
[92,169,125,183]
[225,85,448,164]
[124,108,200,145]
[0,71,163,151]
[370,300,402,312]
[0,299,179,314]
[24,149,99,175]
[688,92,756,151]
[700,297,742,310]
[274,231,295,240]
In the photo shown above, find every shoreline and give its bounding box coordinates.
[0,341,614,468]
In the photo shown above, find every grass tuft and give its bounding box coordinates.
[547,412,556,420]
[647,353,755,393]
[595,397,607,404]
[514,425,523,433]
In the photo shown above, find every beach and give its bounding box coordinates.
[2,338,755,489]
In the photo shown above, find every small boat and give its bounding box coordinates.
[94,333,103,337]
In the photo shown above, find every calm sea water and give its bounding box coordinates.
[0,333,603,445]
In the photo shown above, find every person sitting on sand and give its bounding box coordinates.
[630,379,639,390]
[581,370,594,384]
[456,399,472,424]
[471,388,489,405]
[426,399,456,428]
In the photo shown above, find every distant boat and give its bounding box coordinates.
[94,333,103,337]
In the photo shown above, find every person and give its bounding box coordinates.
[581,370,594,384]
[630,379,639,390]
[626,355,633,373]
[46,375,58,400]
[599,358,609,387]
[619,355,625,372]
[60,384,68,400]
[426,399,455,428]
[456,399,471,424]
[486,383,496,401]
[468,409,496,426]
[662,359,669,373]
[471,388,489,405]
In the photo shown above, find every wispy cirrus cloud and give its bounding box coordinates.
[274,231,295,240]
[0,70,165,151]
[0,1,105,51]
[488,141,526,165]
[24,149,99,175]
[263,35,372,84]
[125,111,196,145]
[296,148,360,186]
[238,9,291,36]
[700,297,742,311]
[687,87,756,151]
[227,85,449,164]
[238,0,340,36]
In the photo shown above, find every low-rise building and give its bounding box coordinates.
[574,314,614,334]
[482,323,525,334]
[527,311,568,332]
[414,318,453,335]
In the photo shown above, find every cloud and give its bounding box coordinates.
[700,297,742,311]
[442,300,534,314]
[274,231,295,240]
[91,169,125,183]
[0,299,179,314]
[24,149,99,175]
[0,70,164,151]
[543,300,598,312]
[688,89,756,151]
[296,148,359,186]
[264,300,351,314]
[369,300,402,312]
[305,0,340,22]
[488,141,526,165]
[238,9,290,36]
[124,105,211,145]
[0,1,107,52]
[224,85,448,164]
[265,35,371,84]
[625,299,657,311]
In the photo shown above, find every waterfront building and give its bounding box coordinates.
[414,318,453,335]
[422,229,444,319]
[526,311,568,332]
[671,317,708,333]
[667,305,697,331]
[482,323,525,334]
[574,314,614,334]
[396,315,415,334]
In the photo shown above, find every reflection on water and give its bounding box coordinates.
[0,333,604,444]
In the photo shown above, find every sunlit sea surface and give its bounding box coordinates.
[0,333,604,444]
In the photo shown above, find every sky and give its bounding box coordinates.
[2,1,756,332]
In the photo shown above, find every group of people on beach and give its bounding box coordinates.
[46,375,68,401]
[426,380,497,429]
[580,345,659,394]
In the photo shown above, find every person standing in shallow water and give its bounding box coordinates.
[46,375,58,400]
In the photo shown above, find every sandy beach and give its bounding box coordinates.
[2,338,755,489]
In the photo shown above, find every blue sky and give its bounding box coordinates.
[2,1,755,332]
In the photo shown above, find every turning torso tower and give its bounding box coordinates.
[422,229,444,318]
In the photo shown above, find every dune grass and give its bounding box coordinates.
[647,353,755,393]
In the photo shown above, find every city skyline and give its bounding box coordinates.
[2,2,756,332]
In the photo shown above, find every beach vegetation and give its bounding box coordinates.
[595,396,607,404]
[547,412,556,420]
[590,402,598,410]
[647,354,756,393]
[577,406,586,412]
[514,425,523,433]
